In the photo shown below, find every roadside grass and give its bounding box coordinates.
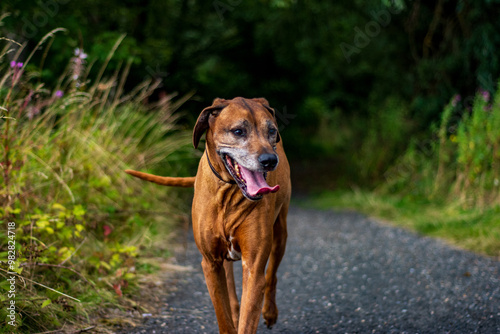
[0,29,195,333]
[301,189,500,258]
[302,84,500,259]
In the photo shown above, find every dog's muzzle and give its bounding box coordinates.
[221,153,280,201]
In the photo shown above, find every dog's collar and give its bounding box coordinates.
[206,151,237,185]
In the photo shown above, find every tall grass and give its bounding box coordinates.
[384,86,500,208]
[363,85,500,256]
[0,29,193,332]
[305,83,500,257]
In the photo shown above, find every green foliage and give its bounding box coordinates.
[297,95,413,186]
[2,0,499,162]
[304,81,500,257]
[0,1,498,191]
[356,96,413,181]
[384,85,500,208]
[0,31,193,332]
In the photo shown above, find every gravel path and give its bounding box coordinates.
[125,207,500,333]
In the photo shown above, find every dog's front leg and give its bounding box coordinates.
[263,207,288,328]
[224,260,240,329]
[201,257,237,334]
[237,235,272,333]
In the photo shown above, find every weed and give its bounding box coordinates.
[305,84,500,257]
[384,85,500,208]
[0,28,193,332]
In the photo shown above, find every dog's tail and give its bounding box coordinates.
[125,169,195,188]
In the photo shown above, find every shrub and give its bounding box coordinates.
[383,83,500,208]
[299,95,413,186]
[0,29,193,332]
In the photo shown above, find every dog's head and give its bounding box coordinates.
[193,97,281,201]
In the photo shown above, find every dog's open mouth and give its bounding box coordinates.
[222,154,280,201]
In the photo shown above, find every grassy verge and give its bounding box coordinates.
[301,189,500,258]
[302,83,500,259]
[0,29,195,332]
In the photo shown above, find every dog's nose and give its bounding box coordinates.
[258,153,278,170]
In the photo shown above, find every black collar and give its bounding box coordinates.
[206,151,237,185]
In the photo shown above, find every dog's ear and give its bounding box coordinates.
[252,97,275,119]
[193,98,229,149]
[252,98,281,143]
[252,97,270,106]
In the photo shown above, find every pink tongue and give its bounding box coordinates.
[239,165,280,197]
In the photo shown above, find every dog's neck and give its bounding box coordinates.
[206,150,236,185]
[205,139,234,184]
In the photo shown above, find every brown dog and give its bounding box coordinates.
[125,97,291,333]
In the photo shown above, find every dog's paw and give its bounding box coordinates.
[262,302,278,329]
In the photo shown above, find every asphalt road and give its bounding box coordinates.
[124,207,500,333]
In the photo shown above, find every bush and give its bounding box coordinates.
[0,29,193,332]
[297,95,413,187]
[383,84,500,208]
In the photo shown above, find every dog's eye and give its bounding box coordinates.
[232,129,245,137]
[269,128,277,136]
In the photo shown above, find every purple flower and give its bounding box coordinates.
[71,48,87,85]
[10,61,24,82]
[74,48,87,60]
[10,61,23,69]
[452,94,461,107]
[480,89,490,102]
[55,90,64,98]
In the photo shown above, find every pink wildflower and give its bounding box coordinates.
[74,48,88,59]
[480,89,490,102]
[71,48,87,88]
[10,61,24,82]
[103,225,112,237]
[10,61,23,68]
[451,94,461,107]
